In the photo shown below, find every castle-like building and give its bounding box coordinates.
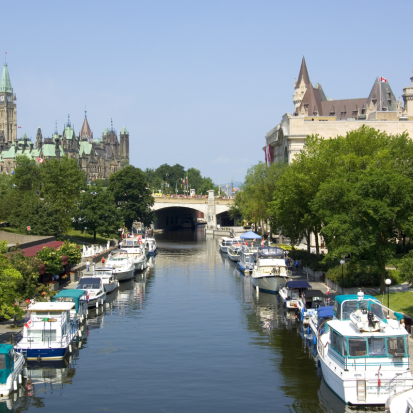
[0,63,129,180]
[265,57,413,164]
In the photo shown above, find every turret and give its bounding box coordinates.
[120,126,129,163]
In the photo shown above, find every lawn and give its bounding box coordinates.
[65,229,111,245]
[374,291,413,318]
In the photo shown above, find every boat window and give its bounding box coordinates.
[35,312,50,317]
[27,330,43,342]
[0,355,6,370]
[387,337,406,357]
[334,302,341,320]
[369,302,385,320]
[331,330,347,356]
[42,330,56,342]
[78,282,100,289]
[342,302,358,319]
[368,337,386,356]
[291,292,299,299]
[348,338,367,357]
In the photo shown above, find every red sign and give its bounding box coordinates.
[27,226,31,231]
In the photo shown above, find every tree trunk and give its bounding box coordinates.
[306,230,311,254]
[315,229,320,255]
[403,233,406,254]
[93,230,97,243]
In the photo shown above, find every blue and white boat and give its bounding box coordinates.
[307,306,334,344]
[279,281,312,310]
[237,244,258,274]
[144,238,157,256]
[317,292,412,405]
[0,345,25,396]
[53,289,88,325]
[15,302,78,361]
[251,246,290,294]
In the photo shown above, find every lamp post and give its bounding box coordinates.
[385,278,392,315]
[340,259,345,293]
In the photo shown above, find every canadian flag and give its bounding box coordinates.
[380,76,387,83]
[25,319,33,329]
[261,238,265,247]
[38,157,44,163]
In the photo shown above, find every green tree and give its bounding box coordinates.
[14,155,41,192]
[36,247,63,275]
[73,186,123,242]
[197,177,215,195]
[0,241,24,320]
[109,165,154,228]
[0,173,14,221]
[57,241,82,265]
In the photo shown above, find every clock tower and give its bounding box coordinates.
[0,63,16,143]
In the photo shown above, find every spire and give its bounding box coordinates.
[0,63,12,93]
[79,114,93,141]
[67,114,71,127]
[296,56,310,87]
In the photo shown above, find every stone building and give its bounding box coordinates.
[0,63,130,180]
[265,57,413,164]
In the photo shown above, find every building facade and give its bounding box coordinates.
[265,57,413,164]
[0,63,130,180]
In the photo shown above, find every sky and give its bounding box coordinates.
[2,1,411,184]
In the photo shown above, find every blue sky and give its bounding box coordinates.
[3,1,410,183]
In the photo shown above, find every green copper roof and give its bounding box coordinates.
[103,127,109,135]
[0,64,12,93]
[1,145,15,159]
[64,126,74,140]
[79,141,93,156]
[121,126,128,134]
[20,133,28,141]
[41,144,63,158]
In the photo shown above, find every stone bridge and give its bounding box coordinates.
[152,190,234,229]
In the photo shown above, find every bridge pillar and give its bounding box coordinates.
[207,190,216,229]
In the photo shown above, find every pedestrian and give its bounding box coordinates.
[295,260,298,270]
[86,260,90,272]
[101,257,106,265]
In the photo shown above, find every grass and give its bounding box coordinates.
[65,229,110,245]
[0,227,26,234]
[374,291,413,318]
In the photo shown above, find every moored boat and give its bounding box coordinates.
[105,250,135,281]
[15,302,78,360]
[301,289,327,325]
[120,238,147,271]
[237,243,258,274]
[0,345,25,396]
[52,289,88,325]
[317,292,412,405]
[227,243,242,262]
[219,237,242,253]
[144,238,158,255]
[279,280,312,309]
[251,246,290,294]
[386,387,413,413]
[91,268,119,294]
[76,277,106,308]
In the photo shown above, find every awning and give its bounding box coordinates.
[286,281,311,289]
[240,231,262,240]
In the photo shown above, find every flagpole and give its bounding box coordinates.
[379,77,381,111]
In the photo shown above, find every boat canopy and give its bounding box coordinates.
[304,289,326,299]
[334,294,384,321]
[53,289,87,313]
[0,345,14,384]
[318,306,334,319]
[240,231,262,240]
[257,246,284,258]
[286,281,311,289]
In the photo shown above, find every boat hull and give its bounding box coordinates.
[114,268,134,282]
[228,253,240,262]
[104,281,119,294]
[219,245,228,253]
[24,347,69,361]
[251,276,285,294]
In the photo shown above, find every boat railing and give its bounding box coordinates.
[387,371,413,396]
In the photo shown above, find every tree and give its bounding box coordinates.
[73,186,123,242]
[36,247,63,275]
[197,177,215,195]
[0,241,24,320]
[109,165,154,228]
[57,241,82,265]
[311,126,413,292]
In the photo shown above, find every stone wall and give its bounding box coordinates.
[0,232,55,249]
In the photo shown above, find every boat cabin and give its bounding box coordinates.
[220,237,241,247]
[333,293,384,321]
[303,289,326,309]
[122,239,143,249]
[285,281,312,299]
[76,277,104,298]
[53,289,88,323]
[256,246,284,259]
[0,345,17,384]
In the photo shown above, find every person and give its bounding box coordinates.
[86,260,90,272]
[101,257,106,265]
[295,260,299,270]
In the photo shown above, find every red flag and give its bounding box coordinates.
[261,238,264,247]
[380,77,387,83]
[378,365,381,387]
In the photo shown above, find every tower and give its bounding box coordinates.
[293,57,311,112]
[79,109,93,141]
[402,69,413,116]
[119,126,129,163]
[0,63,16,143]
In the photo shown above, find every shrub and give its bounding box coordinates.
[288,249,333,271]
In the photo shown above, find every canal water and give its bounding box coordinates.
[5,230,383,413]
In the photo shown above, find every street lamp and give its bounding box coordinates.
[385,278,392,315]
[340,260,345,293]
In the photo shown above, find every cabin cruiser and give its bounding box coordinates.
[317,292,412,405]
[0,345,25,396]
[219,237,242,253]
[15,302,78,360]
[52,289,88,325]
[301,289,327,325]
[279,281,312,310]
[251,246,290,294]
[120,238,147,271]
[105,250,135,281]
[91,268,119,294]
[144,238,157,255]
[227,243,242,262]
[308,306,334,344]
[237,244,258,274]
[76,277,106,308]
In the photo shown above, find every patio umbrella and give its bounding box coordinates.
[240,231,262,240]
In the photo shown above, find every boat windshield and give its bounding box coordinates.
[77,281,100,289]
[0,354,10,370]
[340,299,385,320]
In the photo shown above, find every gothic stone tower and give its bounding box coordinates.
[293,57,311,113]
[402,69,413,117]
[0,63,16,143]
[119,126,129,164]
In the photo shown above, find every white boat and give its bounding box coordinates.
[386,388,413,413]
[300,289,327,325]
[52,289,88,325]
[15,302,78,360]
[251,246,290,294]
[307,306,334,345]
[119,238,147,271]
[279,280,312,310]
[144,238,157,255]
[91,268,119,294]
[219,237,242,253]
[317,292,412,405]
[76,277,107,308]
[0,345,25,396]
[105,250,135,281]
[237,244,258,274]
[227,243,242,262]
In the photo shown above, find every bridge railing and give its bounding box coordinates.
[153,195,235,200]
